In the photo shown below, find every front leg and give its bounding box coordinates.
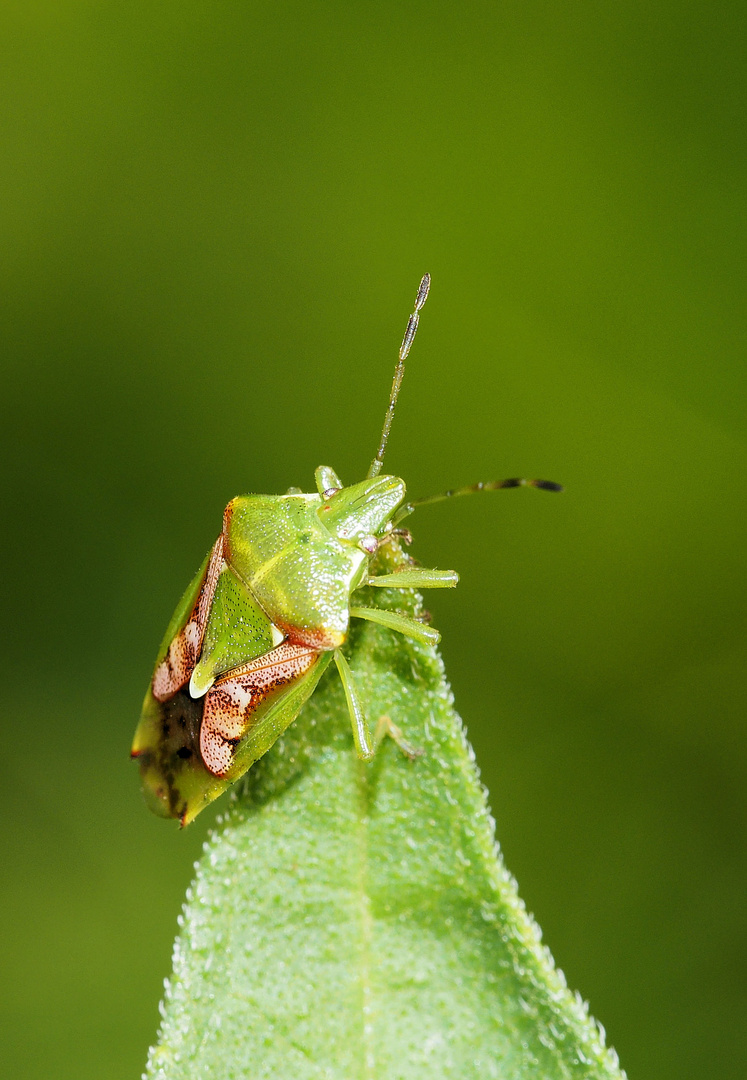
[367,567,458,589]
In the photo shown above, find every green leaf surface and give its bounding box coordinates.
[146,565,625,1080]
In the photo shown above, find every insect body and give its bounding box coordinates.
[131,276,560,825]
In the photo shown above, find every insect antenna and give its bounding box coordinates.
[367,273,431,479]
[393,477,563,525]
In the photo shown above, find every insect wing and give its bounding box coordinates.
[133,682,210,820]
[200,642,328,780]
[224,647,332,802]
[150,537,223,702]
[133,646,332,825]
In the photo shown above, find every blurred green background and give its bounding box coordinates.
[1,2,745,1078]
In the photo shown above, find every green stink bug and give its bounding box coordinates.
[131,276,561,825]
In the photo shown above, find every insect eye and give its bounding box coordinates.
[322,487,341,499]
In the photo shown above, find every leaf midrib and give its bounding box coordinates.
[355,758,376,1080]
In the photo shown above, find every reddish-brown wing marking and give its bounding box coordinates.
[200,642,318,776]
[152,537,224,702]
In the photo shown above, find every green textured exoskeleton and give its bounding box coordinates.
[132,275,561,824]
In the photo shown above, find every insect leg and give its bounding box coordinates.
[334,650,374,760]
[367,568,459,589]
[373,714,422,760]
[349,606,440,646]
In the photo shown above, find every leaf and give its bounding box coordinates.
[145,554,625,1080]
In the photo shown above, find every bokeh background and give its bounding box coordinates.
[1,3,745,1078]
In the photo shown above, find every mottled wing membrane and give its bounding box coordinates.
[133,650,333,825]
[152,537,224,701]
[200,642,320,776]
[133,685,208,820]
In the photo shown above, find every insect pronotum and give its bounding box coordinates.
[131,276,562,825]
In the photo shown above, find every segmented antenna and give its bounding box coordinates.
[367,273,431,479]
[393,476,563,524]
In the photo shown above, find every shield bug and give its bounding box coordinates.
[131,275,561,825]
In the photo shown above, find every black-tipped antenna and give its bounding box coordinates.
[367,273,431,479]
[393,477,563,525]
